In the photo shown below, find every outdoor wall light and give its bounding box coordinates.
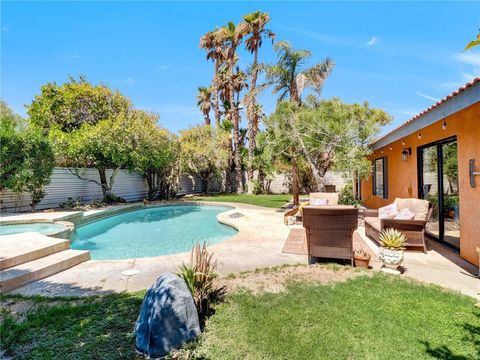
[418,132,422,139]
[402,140,405,146]
[442,120,447,130]
[389,146,393,150]
[401,147,412,161]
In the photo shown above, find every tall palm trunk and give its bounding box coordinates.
[228,50,243,194]
[290,89,301,205]
[246,48,259,194]
[291,158,300,206]
[213,60,221,126]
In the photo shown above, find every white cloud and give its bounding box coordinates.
[154,65,169,72]
[366,37,378,46]
[120,78,137,84]
[455,52,480,66]
[436,69,480,90]
[275,24,356,47]
[415,91,439,102]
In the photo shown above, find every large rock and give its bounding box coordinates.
[135,272,201,358]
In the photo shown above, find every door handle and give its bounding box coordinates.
[470,159,480,187]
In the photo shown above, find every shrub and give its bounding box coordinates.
[1,103,54,211]
[59,197,109,211]
[338,182,359,206]
[178,243,226,326]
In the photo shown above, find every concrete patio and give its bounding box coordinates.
[3,202,478,299]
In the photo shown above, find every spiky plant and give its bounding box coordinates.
[177,242,226,325]
[379,228,407,250]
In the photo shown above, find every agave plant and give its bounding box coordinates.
[379,228,407,250]
[177,242,226,323]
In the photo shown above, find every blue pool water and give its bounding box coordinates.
[71,205,237,260]
[0,223,66,236]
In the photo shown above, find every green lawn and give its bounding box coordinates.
[1,274,478,359]
[192,194,293,208]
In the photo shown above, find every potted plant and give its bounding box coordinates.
[378,228,407,274]
[353,249,371,269]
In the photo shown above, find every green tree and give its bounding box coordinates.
[0,102,24,190]
[179,125,230,193]
[0,101,54,211]
[199,30,226,126]
[28,77,135,200]
[129,110,180,200]
[243,11,275,194]
[50,112,136,200]
[216,21,249,193]
[464,32,480,51]
[266,41,335,204]
[265,98,391,192]
[28,76,131,131]
[196,86,212,125]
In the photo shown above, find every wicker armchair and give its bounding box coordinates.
[302,206,359,265]
[364,199,433,253]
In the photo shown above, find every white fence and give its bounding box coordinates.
[0,168,149,212]
[0,167,347,212]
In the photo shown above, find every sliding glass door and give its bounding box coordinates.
[418,137,460,250]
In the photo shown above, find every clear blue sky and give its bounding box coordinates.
[2,1,479,134]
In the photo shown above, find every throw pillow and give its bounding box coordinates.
[394,208,415,220]
[378,203,398,219]
[310,198,328,206]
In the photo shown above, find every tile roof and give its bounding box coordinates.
[374,77,480,145]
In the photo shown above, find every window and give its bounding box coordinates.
[373,157,388,198]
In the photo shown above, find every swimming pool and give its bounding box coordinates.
[70,205,237,260]
[0,223,66,236]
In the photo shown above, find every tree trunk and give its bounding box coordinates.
[246,48,259,194]
[228,50,243,194]
[213,60,221,126]
[98,167,109,196]
[291,158,300,206]
[146,169,156,200]
[204,112,211,126]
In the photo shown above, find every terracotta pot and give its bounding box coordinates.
[354,254,371,268]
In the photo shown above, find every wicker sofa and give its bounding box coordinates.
[364,198,433,253]
[302,206,358,265]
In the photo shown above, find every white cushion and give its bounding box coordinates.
[394,198,429,220]
[379,203,398,219]
[394,208,415,220]
[310,198,328,206]
[309,192,338,205]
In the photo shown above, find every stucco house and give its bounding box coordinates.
[358,78,480,266]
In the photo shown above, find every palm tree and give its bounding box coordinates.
[196,87,212,125]
[216,21,248,193]
[267,41,335,204]
[199,30,225,126]
[243,11,275,194]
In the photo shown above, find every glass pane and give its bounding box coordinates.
[421,146,439,239]
[442,141,460,249]
[375,158,384,197]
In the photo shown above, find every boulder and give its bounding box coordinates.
[135,272,200,358]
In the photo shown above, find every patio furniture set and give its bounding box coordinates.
[290,193,432,265]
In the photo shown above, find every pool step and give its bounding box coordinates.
[0,232,70,270]
[0,249,90,293]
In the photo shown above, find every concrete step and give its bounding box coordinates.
[0,249,90,293]
[0,232,70,270]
